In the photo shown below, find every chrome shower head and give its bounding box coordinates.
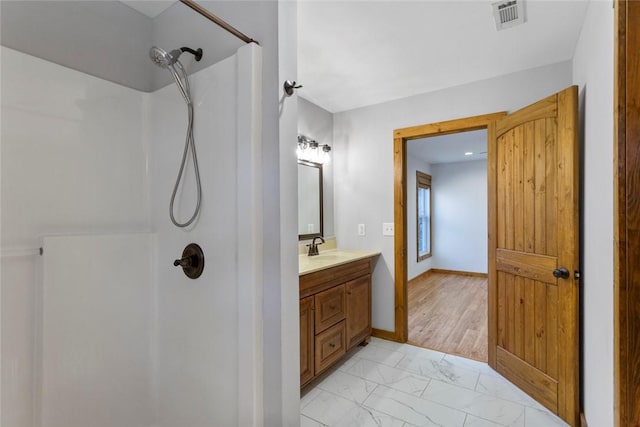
[149,46,203,69]
[149,46,182,68]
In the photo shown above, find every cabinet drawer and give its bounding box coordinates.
[314,284,345,333]
[300,258,373,298]
[315,320,346,375]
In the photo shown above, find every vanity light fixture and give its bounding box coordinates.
[298,135,332,164]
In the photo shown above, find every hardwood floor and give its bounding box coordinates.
[408,271,488,362]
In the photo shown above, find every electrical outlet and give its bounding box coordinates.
[358,224,366,236]
[382,223,394,236]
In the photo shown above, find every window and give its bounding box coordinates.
[416,171,432,261]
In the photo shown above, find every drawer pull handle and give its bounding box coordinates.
[329,343,336,348]
[329,304,336,310]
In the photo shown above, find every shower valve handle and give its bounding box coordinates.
[173,256,193,267]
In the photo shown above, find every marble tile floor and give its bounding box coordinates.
[300,337,569,427]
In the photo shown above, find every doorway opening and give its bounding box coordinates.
[391,112,505,346]
[405,129,490,362]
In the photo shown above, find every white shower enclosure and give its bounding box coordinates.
[1,3,263,426]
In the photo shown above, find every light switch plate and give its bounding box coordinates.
[358,224,366,236]
[382,223,394,236]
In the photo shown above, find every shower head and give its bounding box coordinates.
[149,46,181,68]
[149,46,203,69]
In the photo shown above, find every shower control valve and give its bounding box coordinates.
[174,243,205,279]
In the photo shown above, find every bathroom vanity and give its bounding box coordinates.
[299,250,379,388]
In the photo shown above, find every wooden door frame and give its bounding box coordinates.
[614,1,638,426]
[389,112,506,342]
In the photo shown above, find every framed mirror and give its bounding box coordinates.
[298,160,323,240]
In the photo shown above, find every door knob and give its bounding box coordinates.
[553,267,570,279]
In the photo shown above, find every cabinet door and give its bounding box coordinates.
[300,296,314,387]
[346,275,372,350]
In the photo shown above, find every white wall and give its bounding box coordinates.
[190,4,299,423]
[1,42,271,427]
[156,2,297,421]
[431,160,487,274]
[0,1,154,91]
[298,97,335,238]
[0,47,151,250]
[333,60,573,331]
[1,47,151,427]
[275,2,301,424]
[150,44,262,427]
[41,234,154,427]
[0,256,38,427]
[572,1,614,425]
[405,153,432,280]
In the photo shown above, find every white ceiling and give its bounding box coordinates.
[120,1,174,18]
[408,129,487,164]
[298,0,590,113]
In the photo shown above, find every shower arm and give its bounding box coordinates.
[180,47,203,62]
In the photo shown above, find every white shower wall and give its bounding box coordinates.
[0,46,151,251]
[1,43,263,427]
[41,234,155,427]
[149,44,262,427]
[1,46,151,427]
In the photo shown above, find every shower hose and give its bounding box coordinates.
[168,61,202,228]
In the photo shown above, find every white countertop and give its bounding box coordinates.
[298,249,380,276]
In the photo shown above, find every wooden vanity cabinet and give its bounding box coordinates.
[299,256,375,388]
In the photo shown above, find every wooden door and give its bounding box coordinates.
[346,275,372,349]
[615,1,640,424]
[300,296,314,387]
[488,86,579,425]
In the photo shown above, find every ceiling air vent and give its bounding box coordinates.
[492,0,525,31]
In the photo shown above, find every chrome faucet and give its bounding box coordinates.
[306,236,325,256]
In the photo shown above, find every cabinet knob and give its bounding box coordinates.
[329,304,336,310]
[329,343,336,348]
